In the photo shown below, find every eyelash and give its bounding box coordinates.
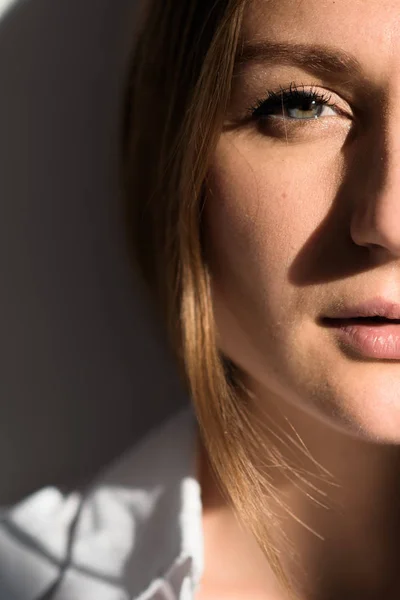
[247,83,334,120]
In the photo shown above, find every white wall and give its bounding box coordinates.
[0,0,186,504]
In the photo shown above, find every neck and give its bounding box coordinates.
[196,384,400,600]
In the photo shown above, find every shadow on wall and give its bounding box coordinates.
[0,0,187,504]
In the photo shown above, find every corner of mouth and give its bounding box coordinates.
[319,316,400,327]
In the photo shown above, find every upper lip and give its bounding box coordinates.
[325,297,400,320]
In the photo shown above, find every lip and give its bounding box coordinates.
[322,297,400,359]
[325,297,400,320]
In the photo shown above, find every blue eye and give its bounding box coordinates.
[250,85,337,121]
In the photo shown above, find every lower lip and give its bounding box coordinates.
[323,319,400,359]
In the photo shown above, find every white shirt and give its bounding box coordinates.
[0,407,204,600]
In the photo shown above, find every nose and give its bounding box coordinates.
[350,126,400,258]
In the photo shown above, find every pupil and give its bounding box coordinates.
[301,100,317,113]
[289,99,320,119]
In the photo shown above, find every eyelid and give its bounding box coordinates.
[247,83,353,121]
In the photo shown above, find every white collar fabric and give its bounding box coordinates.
[0,407,204,600]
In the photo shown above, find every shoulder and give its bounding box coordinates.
[0,405,201,600]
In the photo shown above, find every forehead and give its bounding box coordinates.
[241,0,400,63]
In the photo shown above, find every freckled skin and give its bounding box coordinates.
[205,0,400,443]
[197,3,400,599]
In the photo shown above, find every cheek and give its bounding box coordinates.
[203,133,344,371]
[205,134,340,305]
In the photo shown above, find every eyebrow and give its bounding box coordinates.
[235,40,363,81]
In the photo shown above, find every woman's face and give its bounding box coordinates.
[205,0,400,442]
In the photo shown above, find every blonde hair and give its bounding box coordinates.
[123,0,308,595]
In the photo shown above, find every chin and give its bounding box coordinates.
[252,350,400,447]
[307,366,400,445]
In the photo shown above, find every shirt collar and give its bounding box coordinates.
[0,406,204,600]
